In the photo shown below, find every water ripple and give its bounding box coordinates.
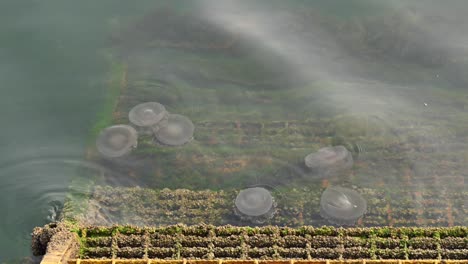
[0,156,109,259]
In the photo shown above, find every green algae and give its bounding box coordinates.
[63,54,127,223]
[62,224,468,260]
[89,55,127,141]
[63,2,468,232]
[63,184,467,228]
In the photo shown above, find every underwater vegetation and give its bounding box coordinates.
[234,187,277,224]
[63,185,467,228]
[81,3,468,235]
[315,6,468,89]
[96,125,138,158]
[112,7,241,54]
[329,9,449,68]
[319,186,367,226]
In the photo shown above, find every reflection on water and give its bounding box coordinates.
[1,0,468,261]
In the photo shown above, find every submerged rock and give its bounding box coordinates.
[96,125,138,158]
[234,187,276,224]
[320,186,367,226]
[304,145,353,177]
[154,114,194,146]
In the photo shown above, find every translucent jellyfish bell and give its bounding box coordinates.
[154,114,194,146]
[320,186,367,226]
[304,146,353,177]
[129,102,167,127]
[234,187,276,224]
[96,125,138,158]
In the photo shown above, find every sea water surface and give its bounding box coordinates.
[1,0,468,262]
[0,1,156,261]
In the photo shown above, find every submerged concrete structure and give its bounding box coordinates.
[33,4,468,263]
[34,223,468,263]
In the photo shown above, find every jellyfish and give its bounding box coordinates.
[304,145,353,177]
[128,102,168,127]
[319,186,367,226]
[96,125,138,158]
[234,187,276,224]
[129,102,168,136]
[154,114,194,146]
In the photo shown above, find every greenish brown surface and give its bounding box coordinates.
[34,223,468,260]
[69,3,468,232]
[90,5,468,195]
[63,186,467,228]
[66,260,468,264]
[34,6,468,263]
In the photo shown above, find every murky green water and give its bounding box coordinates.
[1,0,468,262]
[0,1,153,261]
